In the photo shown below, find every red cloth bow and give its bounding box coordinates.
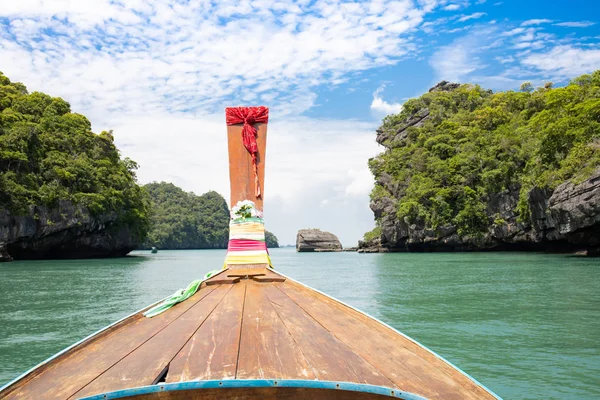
[226,106,269,199]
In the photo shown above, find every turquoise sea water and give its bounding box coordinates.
[0,249,599,399]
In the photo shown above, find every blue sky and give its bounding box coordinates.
[1,0,598,245]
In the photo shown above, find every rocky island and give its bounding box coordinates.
[361,72,600,256]
[296,229,342,252]
[0,72,149,261]
[142,182,280,250]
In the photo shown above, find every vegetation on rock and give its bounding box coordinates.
[0,71,149,240]
[265,230,279,248]
[143,182,279,249]
[367,71,600,241]
[143,182,230,249]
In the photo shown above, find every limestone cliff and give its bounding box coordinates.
[362,170,600,254]
[362,73,600,255]
[0,71,148,261]
[0,201,140,260]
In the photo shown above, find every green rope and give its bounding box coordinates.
[143,270,221,318]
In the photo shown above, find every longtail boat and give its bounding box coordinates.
[0,107,501,400]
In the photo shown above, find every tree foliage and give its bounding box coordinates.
[265,230,279,248]
[0,71,149,239]
[143,182,230,249]
[143,182,280,250]
[370,71,600,237]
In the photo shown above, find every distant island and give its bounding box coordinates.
[0,72,278,261]
[142,182,279,250]
[361,71,600,256]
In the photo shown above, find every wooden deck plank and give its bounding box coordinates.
[2,285,219,400]
[70,285,232,399]
[224,267,268,276]
[205,276,241,286]
[250,270,286,283]
[280,281,494,400]
[236,281,316,380]
[262,285,395,387]
[225,268,285,283]
[166,281,247,382]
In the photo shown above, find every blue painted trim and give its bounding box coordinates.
[0,269,230,394]
[79,379,427,400]
[274,270,503,400]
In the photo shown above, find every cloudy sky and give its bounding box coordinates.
[1,0,598,246]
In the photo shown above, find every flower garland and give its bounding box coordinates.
[224,200,272,267]
[231,199,263,219]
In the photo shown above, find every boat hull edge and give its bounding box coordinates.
[78,379,428,400]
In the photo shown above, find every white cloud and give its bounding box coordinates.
[443,4,461,11]
[496,55,515,63]
[109,112,380,245]
[458,12,487,22]
[0,0,431,122]
[429,28,495,81]
[428,25,545,90]
[554,21,596,28]
[521,19,553,26]
[0,0,441,245]
[520,45,600,77]
[370,85,403,115]
[502,27,526,36]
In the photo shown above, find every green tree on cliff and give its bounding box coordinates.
[143,182,230,249]
[143,182,280,250]
[265,231,279,248]
[367,70,600,240]
[0,71,149,240]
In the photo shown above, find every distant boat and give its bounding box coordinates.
[0,106,501,400]
[151,247,158,254]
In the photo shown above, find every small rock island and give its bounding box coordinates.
[296,229,342,252]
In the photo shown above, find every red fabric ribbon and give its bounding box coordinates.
[225,106,269,199]
[227,239,268,252]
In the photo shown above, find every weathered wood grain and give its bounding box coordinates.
[236,281,316,380]
[205,277,241,286]
[166,281,247,382]
[1,286,218,400]
[225,268,285,283]
[251,269,285,283]
[2,271,496,400]
[227,122,267,210]
[280,281,494,400]
[70,285,232,399]
[262,285,394,387]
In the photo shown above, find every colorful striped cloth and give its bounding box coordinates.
[224,216,272,267]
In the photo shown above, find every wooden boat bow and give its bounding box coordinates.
[0,107,501,400]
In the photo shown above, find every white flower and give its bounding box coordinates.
[230,199,262,219]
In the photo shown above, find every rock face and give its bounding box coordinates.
[364,170,600,254]
[0,200,140,261]
[375,81,471,147]
[370,110,600,255]
[362,80,600,256]
[296,229,342,252]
